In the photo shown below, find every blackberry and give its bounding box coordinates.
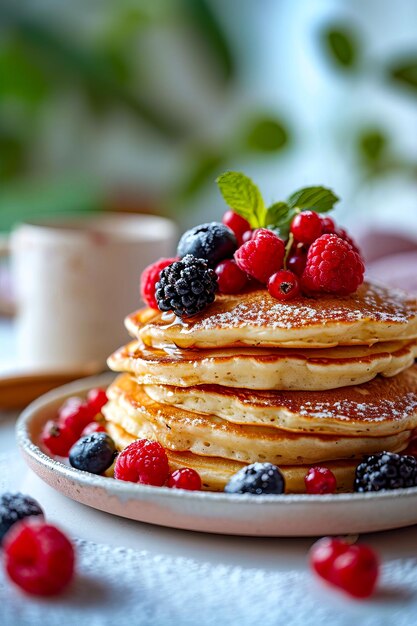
[0,493,44,543]
[224,462,285,495]
[69,432,117,474]
[156,255,218,318]
[177,222,237,267]
[354,452,417,492]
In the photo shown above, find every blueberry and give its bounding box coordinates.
[69,432,116,474]
[177,222,237,267]
[0,492,44,543]
[224,462,285,495]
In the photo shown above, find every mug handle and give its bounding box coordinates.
[0,235,16,316]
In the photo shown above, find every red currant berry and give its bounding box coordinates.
[222,211,251,245]
[321,216,336,234]
[58,398,92,438]
[331,544,379,599]
[290,211,323,244]
[215,259,248,294]
[287,249,307,276]
[268,270,300,301]
[81,421,106,436]
[86,388,108,415]
[305,467,337,494]
[41,420,77,457]
[4,521,75,596]
[114,439,169,486]
[310,537,348,579]
[241,230,254,244]
[167,468,202,491]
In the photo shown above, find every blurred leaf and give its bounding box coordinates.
[177,152,225,201]
[244,117,289,153]
[320,25,359,70]
[0,129,27,180]
[0,37,49,105]
[388,58,417,94]
[181,0,235,82]
[358,128,388,167]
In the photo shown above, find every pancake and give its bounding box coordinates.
[145,365,417,437]
[106,421,360,493]
[108,338,417,391]
[103,374,411,466]
[126,282,417,349]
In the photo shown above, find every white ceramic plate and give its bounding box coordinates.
[16,374,417,537]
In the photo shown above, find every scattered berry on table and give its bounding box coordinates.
[310,537,379,599]
[69,432,116,475]
[222,210,251,245]
[3,521,75,596]
[304,467,337,494]
[41,420,77,457]
[224,462,285,495]
[140,257,178,309]
[215,259,248,294]
[177,222,237,267]
[86,388,108,415]
[58,397,93,438]
[354,451,417,492]
[290,210,323,244]
[302,234,365,295]
[156,255,218,318]
[80,421,106,436]
[167,468,202,491]
[234,229,285,284]
[114,439,169,486]
[268,270,300,301]
[0,493,44,543]
[287,247,307,276]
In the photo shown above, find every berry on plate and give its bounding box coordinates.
[177,222,237,267]
[3,521,75,596]
[287,247,307,276]
[310,537,379,599]
[222,210,251,245]
[304,467,337,494]
[215,259,248,294]
[114,439,169,486]
[58,397,93,438]
[140,257,178,309]
[167,468,202,491]
[302,234,364,295]
[234,229,285,284]
[224,462,285,495]
[0,493,44,543]
[268,270,300,301]
[80,421,106,436]
[86,388,108,415]
[41,420,77,457]
[354,451,417,492]
[290,210,323,244]
[69,432,116,475]
[156,255,218,318]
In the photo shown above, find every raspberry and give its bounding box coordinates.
[310,537,379,599]
[86,388,108,415]
[58,397,92,438]
[167,468,202,491]
[140,257,178,309]
[290,211,323,244]
[234,229,285,284]
[215,259,248,294]
[268,270,300,301]
[0,493,44,543]
[4,521,75,596]
[81,421,106,436]
[41,420,77,457]
[336,227,362,257]
[114,439,169,486]
[302,234,364,295]
[304,467,337,494]
[222,210,251,245]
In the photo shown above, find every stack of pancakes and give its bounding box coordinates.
[103,282,417,492]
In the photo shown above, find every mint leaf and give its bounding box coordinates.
[265,201,289,226]
[287,186,339,213]
[216,171,265,228]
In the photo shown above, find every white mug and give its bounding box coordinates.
[0,213,177,371]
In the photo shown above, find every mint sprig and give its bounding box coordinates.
[216,171,339,238]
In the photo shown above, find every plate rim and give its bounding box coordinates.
[16,373,417,507]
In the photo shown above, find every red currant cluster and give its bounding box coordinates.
[114,439,202,491]
[222,209,364,301]
[41,388,108,457]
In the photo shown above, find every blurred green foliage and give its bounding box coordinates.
[320,25,359,70]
